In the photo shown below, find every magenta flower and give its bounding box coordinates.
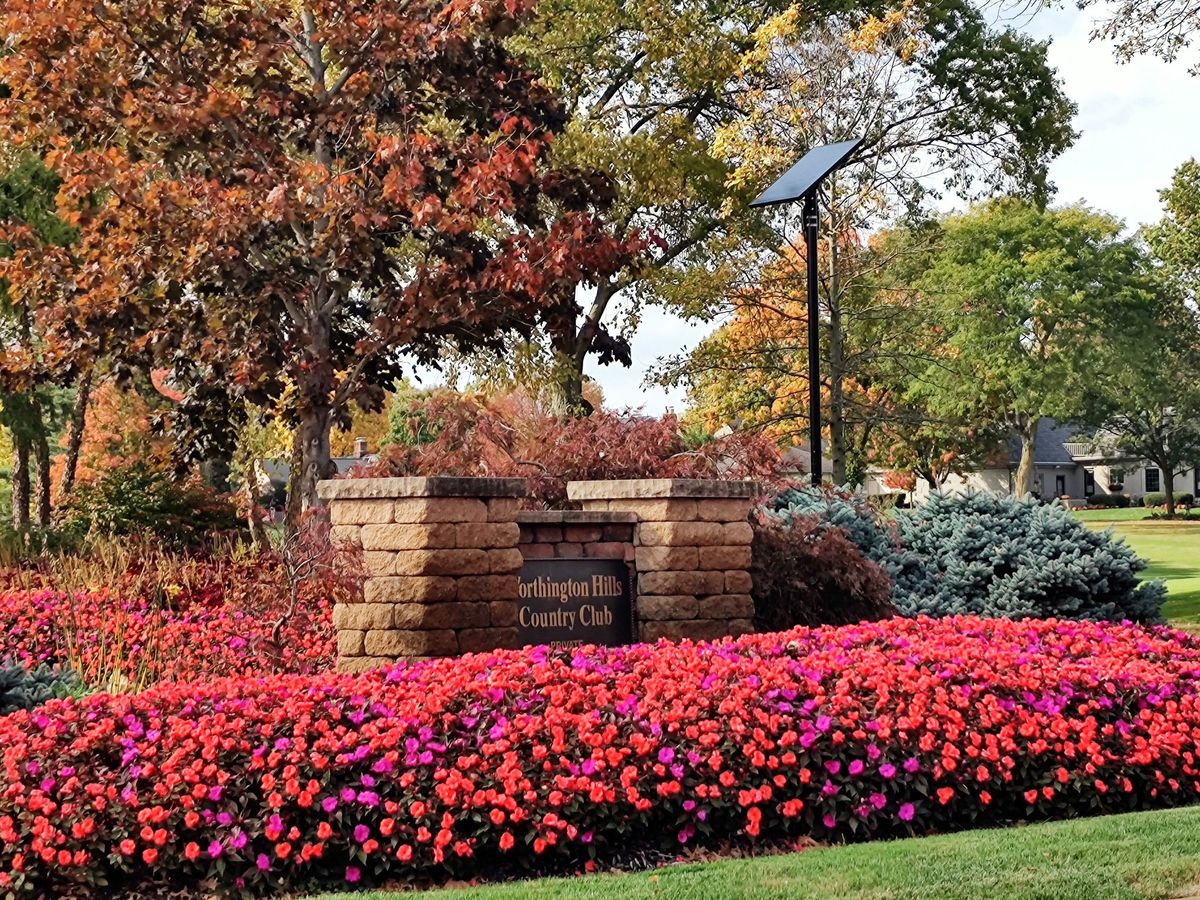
[898,803,915,822]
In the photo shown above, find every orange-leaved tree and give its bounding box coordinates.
[0,0,642,525]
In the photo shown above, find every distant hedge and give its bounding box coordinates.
[1088,494,1132,508]
[1143,492,1193,508]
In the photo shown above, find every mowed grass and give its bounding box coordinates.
[1077,509,1200,627]
[309,806,1200,900]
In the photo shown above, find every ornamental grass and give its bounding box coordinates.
[2,616,1199,897]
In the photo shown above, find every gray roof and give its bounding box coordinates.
[1007,419,1080,467]
[261,455,378,487]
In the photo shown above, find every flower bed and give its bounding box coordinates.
[0,547,339,689]
[1,587,334,688]
[2,617,1200,897]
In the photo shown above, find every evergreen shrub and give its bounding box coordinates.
[0,662,78,716]
[59,461,241,547]
[758,488,1164,624]
[1088,494,1131,508]
[894,492,1164,622]
[759,487,929,594]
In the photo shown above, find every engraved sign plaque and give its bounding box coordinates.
[516,558,633,648]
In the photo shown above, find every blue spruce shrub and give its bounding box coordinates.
[759,487,1165,623]
[760,487,932,598]
[893,492,1165,622]
[0,662,79,716]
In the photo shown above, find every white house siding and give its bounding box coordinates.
[910,468,1012,504]
[1086,463,1200,499]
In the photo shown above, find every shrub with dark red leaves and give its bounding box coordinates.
[3,617,1200,897]
[750,514,896,629]
[359,390,784,507]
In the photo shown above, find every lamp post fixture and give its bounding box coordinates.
[750,138,863,486]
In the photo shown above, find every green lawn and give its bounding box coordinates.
[309,806,1200,900]
[1076,510,1200,627]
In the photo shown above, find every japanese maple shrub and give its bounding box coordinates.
[750,505,896,629]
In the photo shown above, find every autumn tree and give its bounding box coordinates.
[662,0,1075,484]
[911,198,1160,497]
[465,0,918,411]
[0,0,640,523]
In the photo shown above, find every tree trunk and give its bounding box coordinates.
[11,434,30,529]
[1014,416,1039,497]
[1161,461,1176,518]
[552,281,618,417]
[31,403,52,527]
[59,370,93,500]
[559,367,589,416]
[286,402,334,531]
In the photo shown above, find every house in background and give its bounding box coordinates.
[865,419,1200,504]
[260,437,379,510]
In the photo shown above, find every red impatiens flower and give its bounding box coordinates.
[3,616,1200,897]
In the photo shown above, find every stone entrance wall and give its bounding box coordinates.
[320,476,759,670]
[566,480,756,642]
[320,477,527,673]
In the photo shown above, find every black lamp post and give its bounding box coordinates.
[750,138,863,486]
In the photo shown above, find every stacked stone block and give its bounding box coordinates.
[566,479,757,642]
[516,510,638,561]
[318,477,526,672]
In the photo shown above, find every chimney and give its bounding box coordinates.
[354,437,368,459]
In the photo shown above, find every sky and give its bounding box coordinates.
[589,1,1200,414]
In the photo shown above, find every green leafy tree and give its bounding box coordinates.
[1094,171,1200,518]
[658,0,1075,482]
[1077,0,1200,74]
[0,156,78,526]
[1147,159,1200,303]
[912,198,1160,497]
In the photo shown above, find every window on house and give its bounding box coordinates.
[1146,468,1161,492]
[1084,469,1096,496]
[1195,469,1200,495]
[1055,474,1066,497]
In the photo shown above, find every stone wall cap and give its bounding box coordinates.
[516,510,639,525]
[566,479,761,500]
[318,476,529,501]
